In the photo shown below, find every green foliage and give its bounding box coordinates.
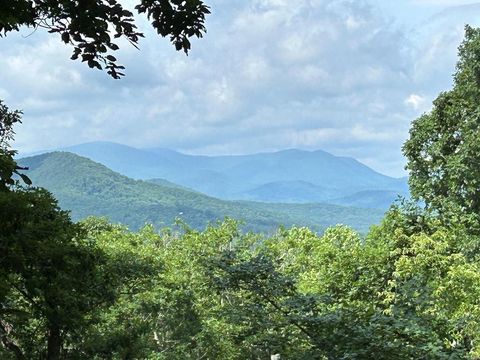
[76,218,260,359]
[0,188,108,359]
[75,219,165,359]
[2,202,480,359]
[0,0,210,78]
[209,209,480,359]
[0,101,30,191]
[0,100,21,149]
[404,25,480,230]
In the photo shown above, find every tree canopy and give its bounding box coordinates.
[403,25,480,230]
[0,0,210,78]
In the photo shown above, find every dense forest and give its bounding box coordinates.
[2,1,480,359]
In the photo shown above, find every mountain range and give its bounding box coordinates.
[33,141,409,208]
[18,152,386,233]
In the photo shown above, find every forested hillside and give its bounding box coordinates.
[53,141,409,206]
[18,152,385,233]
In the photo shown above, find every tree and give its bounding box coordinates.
[0,189,108,359]
[209,221,479,359]
[0,0,210,78]
[403,25,480,230]
[0,1,213,358]
[0,101,30,191]
[0,1,211,356]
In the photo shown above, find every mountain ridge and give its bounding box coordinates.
[18,151,386,233]
[25,141,409,206]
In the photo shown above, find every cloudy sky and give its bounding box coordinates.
[2,0,480,177]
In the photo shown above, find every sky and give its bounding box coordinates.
[2,0,480,177]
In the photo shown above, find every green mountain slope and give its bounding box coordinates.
[54,141,408,206]
[18,152,385,233]
[147,178,197,192]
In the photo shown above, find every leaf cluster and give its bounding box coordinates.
[0,101,30,191]
[0,0,210,78]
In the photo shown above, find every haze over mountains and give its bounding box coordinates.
[17,152,385,233]
[41,141,409,209]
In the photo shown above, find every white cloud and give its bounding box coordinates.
[2,0,480,177]
[345,15,365,30]
[405,94,426,110]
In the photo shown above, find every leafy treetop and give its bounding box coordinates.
[0,0,210,78]
[403,25,480,229]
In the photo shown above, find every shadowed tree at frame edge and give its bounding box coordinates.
[0,2,209,358]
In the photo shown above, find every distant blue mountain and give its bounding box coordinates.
[17,152,385,233]
[51,141,408,208]
[329,190,407,209]
[240,181,339,203]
